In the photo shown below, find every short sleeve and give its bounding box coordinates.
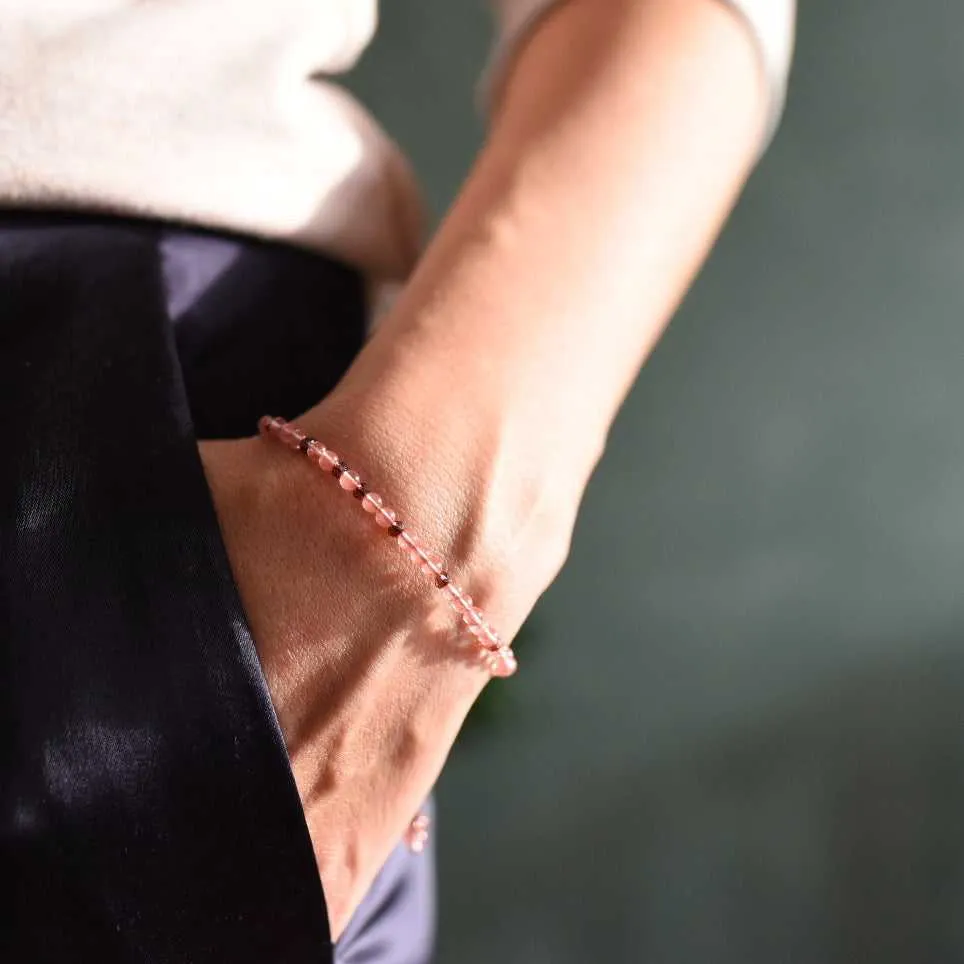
[481,0,797,151]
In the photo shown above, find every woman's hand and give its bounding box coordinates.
[198,383,571,939]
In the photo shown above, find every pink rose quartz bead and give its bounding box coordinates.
[405,812,431,849]
[319,449,338,471]
[339,469,361,492]
[397,530,422,558]
[418,550,444,576]
[443,583,465,610]
[306,441,326,465]
[473,629,503,652]
[405,820,430,854]
[481,627,503,652]
[361,492,382,513]
[489,647,518,678]
[461,605,484,627]
[374,507,397,529]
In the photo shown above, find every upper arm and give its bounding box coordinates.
[482,0,796,147]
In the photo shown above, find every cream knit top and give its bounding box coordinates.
[0,0,794,282]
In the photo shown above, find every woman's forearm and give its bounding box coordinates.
[327,0,767,524]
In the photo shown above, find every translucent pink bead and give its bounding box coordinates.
[319,449,338,471]
[339,469,361,492]
[419,550,444,576]
[443,583,463,611]
[488,647,518,678]
[481,627,503,651]
[461,605,484,626]
[406,833,427,855]
[397,530,421,556]
[258,415,273,435]
[374,507,397,528]
[306,441,326,464]
[361,492,382,513]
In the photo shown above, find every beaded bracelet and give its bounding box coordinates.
[259,414,517,856]
[258,416,518,678]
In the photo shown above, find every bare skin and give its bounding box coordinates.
[200,0,770,939]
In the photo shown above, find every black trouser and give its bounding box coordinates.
[1,214,435,964]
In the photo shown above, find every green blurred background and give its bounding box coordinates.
[349,2,964,961]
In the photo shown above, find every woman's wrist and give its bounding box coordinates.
[203,377,568,723]
[308,367,579,602]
